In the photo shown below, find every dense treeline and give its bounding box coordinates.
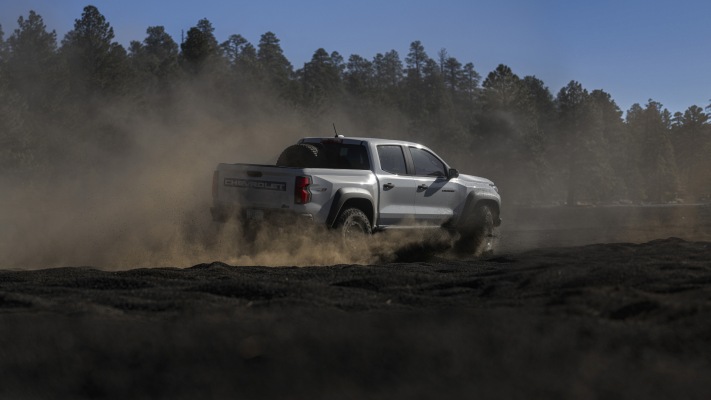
[1,6,710,206]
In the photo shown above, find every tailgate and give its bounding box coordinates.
[215,164,297,209]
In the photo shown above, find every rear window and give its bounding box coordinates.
[317,142,371,170]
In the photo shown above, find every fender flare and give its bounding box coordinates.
[326,188,376,228]
[457,192,501,228]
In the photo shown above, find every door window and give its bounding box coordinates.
[409,147,446,177]
[377,145,407,175]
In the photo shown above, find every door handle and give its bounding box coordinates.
[383,183,394,190]
[417,184,428,191]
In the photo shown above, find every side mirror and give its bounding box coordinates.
[448,168,459,179]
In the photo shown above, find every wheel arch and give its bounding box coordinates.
[326,189,375,228]
[460,194,501,227]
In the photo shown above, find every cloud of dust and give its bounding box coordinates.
[0,79,312,269]
[0,78,465,270]
[6,73,706,269]
[206,219,457,267]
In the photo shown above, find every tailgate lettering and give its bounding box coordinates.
[224,178,286,191]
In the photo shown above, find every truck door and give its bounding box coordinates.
[408,146,460,225]
[374,145,417,226]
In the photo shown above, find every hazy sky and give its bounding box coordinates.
[2,0,709,115]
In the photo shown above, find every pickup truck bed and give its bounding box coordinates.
[212,163,376,226]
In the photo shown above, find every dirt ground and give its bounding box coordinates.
[2,206,711,399]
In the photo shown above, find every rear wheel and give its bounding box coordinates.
[454,204,497,256]
[335,208,372,254]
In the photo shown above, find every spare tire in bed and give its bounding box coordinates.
[276,144,324,168]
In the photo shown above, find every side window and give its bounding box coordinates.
[377,145,407,175]
[340,145,370,170]
[409,147,446,177]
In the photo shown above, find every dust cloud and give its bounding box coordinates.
[2,81,708,270]
[0,79,451,270]
[205,220,456,268]
[0,82,308,269]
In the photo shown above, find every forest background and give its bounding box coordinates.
[2,5,710,208]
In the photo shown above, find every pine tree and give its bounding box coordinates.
[180,19,219,74]
[555,80,614,205]
[372,50,402,107]
[482,64,522,111]
[478,65,537,203]
[626,100,680,202]
[0,21,34,171]
[220,34,259,83]
[671,105,710,200]
[588,90,630,201]
[556,81,622,204]
[129,25,179,91]
[61,6,127,97]
[344,54,373,97]
[5,11,61,112]
[0,24,6,60]
[300,48,343,110]
[257,31,293,89]
[404,40,430,118]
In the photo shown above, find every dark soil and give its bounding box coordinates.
[2,238,711,399]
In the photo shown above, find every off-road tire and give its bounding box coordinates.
[335,208,372,254]
[454,204,497,256]
[276,144,323,168]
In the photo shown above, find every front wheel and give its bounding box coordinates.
[335,208,372,254]
[454,204,497,256]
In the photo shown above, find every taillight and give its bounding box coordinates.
[212,171,219,199]
[295,176,312,204]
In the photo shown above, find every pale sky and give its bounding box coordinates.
[2,0,710,114]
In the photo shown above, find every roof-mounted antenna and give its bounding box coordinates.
[333,123,344,138]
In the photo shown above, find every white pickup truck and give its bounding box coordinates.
[211,136,501,254]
